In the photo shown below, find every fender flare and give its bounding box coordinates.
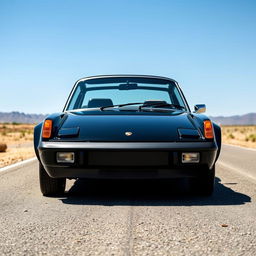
[213,122,222,161]
[34,122,43,160]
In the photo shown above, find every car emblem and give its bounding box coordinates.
[125,131,133,136]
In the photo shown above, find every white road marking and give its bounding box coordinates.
[0,157,37,174]
[217,161,256,183]
[223,143,256,152]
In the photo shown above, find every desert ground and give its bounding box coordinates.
[0,123,35,168]
[221,125,256,148]
[0,124,255,168]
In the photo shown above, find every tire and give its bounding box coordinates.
[39,163,66,196]
[190,165,215,196]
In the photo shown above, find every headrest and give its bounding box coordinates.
[87,98,114,108]
[143,100,167,106]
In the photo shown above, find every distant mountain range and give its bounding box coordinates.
[210,113,256,125]
[0,111,256,125]
[0,111,47,124]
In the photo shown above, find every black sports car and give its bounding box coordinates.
[34,75,221,196]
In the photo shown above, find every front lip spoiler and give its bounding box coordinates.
[40,141,217,151]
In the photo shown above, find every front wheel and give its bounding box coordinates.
[190,165,215,196]
[39,163,66,196]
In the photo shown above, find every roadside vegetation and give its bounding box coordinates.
[221,125,256,148]
[0,123,35,168]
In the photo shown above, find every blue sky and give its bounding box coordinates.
[0,0,255,116]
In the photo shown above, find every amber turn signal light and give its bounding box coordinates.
[204,120,214,139]
[42,120,53,138]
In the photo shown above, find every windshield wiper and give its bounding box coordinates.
[100,102,144,111]
[100,102,185,111]
[139,102,185,111]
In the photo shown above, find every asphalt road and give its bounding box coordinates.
[0,144,255,255]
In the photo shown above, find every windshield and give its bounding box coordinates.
[65,77,187,111]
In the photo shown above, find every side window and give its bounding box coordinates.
[67,85,81,110]
[172,86,186,108]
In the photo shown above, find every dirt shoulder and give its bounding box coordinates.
[0,123,35,168]
[221,125,256,149]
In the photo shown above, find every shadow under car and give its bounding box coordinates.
[59,177,251,207]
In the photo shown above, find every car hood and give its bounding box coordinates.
[56,112,202,142]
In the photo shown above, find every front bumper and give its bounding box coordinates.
[38,141,218,179]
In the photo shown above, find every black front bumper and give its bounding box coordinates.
[38,141,218,179]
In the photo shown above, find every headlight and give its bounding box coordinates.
[56,152,75,163]
[182,153,200,163]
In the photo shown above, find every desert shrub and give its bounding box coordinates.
[249,134,256,142]
[20,131,26,138]
[0,143,7,152]
[228,133,235,139]
[245,134,256,142]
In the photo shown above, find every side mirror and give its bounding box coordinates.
[194,104,206,113]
